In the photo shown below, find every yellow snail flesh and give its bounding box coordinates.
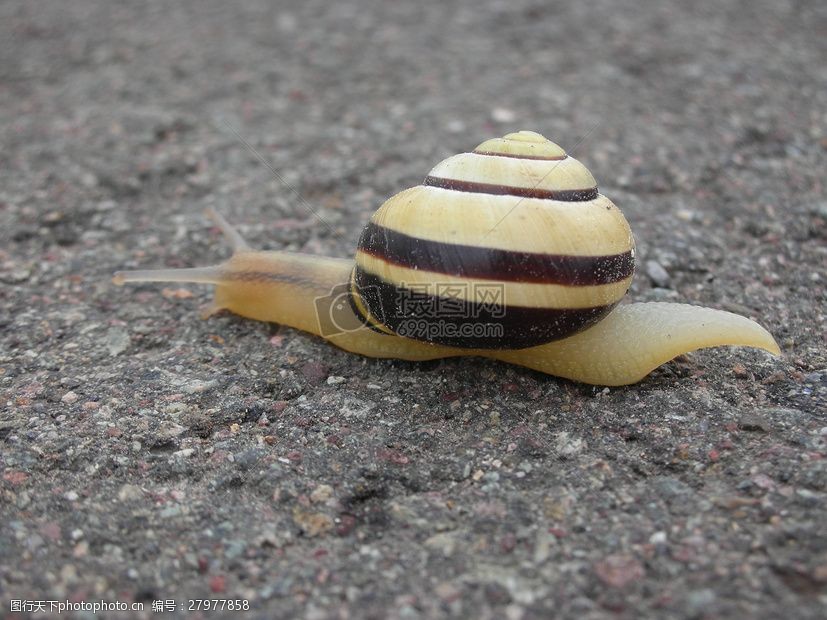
[113,131,780,385]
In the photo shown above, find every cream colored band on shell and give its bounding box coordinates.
[370,187,634,257]
[354,251,632,309]
[427,152,596,193]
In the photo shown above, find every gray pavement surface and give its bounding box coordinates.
[1,0,826,618]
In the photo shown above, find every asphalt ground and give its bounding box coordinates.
[1,1,825,618]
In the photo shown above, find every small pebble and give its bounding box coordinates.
[1,265,32,284]
[446,119,466,133]
[310,484,334,503]
[555,432,584,457]
[300,362,329,384]
[73,541,89,558]
[732,362,748,377]
[738,414,770,432]
[105,327,130,356]
[594,554,645,588]
[491,107,517,123]
[292,508,334,537]
[645,260,671,288]
[118,484,143,502]
[686,589,716,613]
[182,379,217,394]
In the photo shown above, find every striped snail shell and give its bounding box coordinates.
[350,130,636,349]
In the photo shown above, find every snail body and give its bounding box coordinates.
[114,131,780,385]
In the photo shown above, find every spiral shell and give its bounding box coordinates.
[351,131,636,349]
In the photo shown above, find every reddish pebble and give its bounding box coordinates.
[300,362,329,384]
[40,521,62,542]
[161,287,194,300]
[594,554,645,588]
[441,392,460,403]
[752,473,776,490]
[210,450,229,464]
[732,362,748,377]
[3,470,28,485]
[378,449,409,465]
[336,514,357,536]
[209,575,226,593]
[500,533,517,553]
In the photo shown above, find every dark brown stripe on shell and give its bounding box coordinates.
[353,268,616,349]
[346,272,393,335]
[359,222,634,286]
[473,150,567,161]
[423,175,599,202]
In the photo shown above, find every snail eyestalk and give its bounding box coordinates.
[112,266,225,286]
[112,207,249,287]
[204,206,250,252]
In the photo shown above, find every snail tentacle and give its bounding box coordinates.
[204,207,251,252]
[112,207,248,286]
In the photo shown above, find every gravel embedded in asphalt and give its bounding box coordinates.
[1,1,825,618]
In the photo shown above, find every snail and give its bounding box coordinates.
[113,131,780,385]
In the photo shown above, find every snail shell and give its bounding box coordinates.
[350,130,636,348]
